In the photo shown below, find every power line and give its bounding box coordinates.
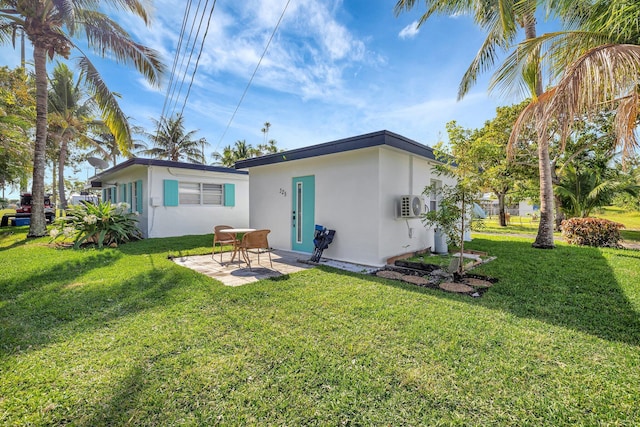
[179,0,218,117]
[168,0,210,117]
[160,0,194,121]
[214,0,293,152]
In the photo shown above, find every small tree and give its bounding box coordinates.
[422,181,479,275]
[423,123,483,275]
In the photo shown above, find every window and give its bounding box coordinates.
[430,179,441,212]
[179,182,201,204]
[203,183,223,205]
[178,182,224,205]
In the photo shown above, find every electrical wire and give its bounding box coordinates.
[159,0,193,121]
[168,0,210,117]
[179,0,217,117]
[214,0,292,152]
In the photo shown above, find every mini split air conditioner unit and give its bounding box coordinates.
[397,195,425,218]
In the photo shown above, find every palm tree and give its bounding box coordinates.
[47,62,94,209]
[139,114,207,163]
[395,0,560,248]
[556,162,640,218]
[212,139,262,167]
[505,1,640,220]
[233,139,257,160]
[0,0,163,236]
[261,121,271,145]
[212,145,237,167]
[86,121,146,167]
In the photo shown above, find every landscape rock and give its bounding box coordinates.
[401,275,431,285]
[376,270,405,280]
[463,278,493,288]
[439,282,475,293]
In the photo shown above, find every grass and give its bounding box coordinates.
[477,207,640,244]
[1,227,640,425]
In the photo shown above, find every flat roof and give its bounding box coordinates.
[91,158,248,181]
[234,130,437,169]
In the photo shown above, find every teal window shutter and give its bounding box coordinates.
[164,179,179,206]
[102,189,106,202]
[120,184,126,203]
[110,187,116,202]
[127,183,133,212]
[224,184,235,207]
[136,180,143,213]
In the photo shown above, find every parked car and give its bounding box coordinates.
[0,193,55,226]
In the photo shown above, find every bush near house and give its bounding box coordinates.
[49,201,141,248]
[561,217,624,247]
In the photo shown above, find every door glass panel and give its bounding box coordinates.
[296,182,303,242]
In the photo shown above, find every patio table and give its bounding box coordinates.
[224,228,256,263]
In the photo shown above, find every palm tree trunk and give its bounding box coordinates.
[523,12,555,248]
[52,161,57,207]
[533,138,555,248]
[28,45,49,237]
[58,139,68,209]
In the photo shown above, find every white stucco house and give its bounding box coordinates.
[235,130,456,267]
[89,158,249,238]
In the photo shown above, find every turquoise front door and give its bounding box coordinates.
[291,175,315,253]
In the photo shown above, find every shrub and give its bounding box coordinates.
[561,217,624,248]
[50,201,142,248]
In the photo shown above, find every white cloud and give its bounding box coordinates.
[135,0,373,107]
[398,21,420,39]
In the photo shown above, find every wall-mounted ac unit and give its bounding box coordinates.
[397,195,425,218]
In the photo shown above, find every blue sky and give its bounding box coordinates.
[2,0,560,198]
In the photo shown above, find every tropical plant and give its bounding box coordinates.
[0,66,35,198]
[555,162,640,219]
[139,113,207,163]
[47,62,94,209]
[49,200,141,248]
[0,0,163,237]
[395,0,561,248]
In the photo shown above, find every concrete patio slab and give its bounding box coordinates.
[171,249,314,286]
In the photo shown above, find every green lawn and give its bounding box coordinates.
[1,227,639,425]
[478,207,640,243]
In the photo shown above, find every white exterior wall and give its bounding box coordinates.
[518,200,536,217]
[247,146,455,267]
[146,165,249,238]
[248,148,380,265]
[377,147,456,264]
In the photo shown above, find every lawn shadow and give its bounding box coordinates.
[320,239,640,347]
[119,234,214,256]
[0,250,191,357]
[0,227,37,251]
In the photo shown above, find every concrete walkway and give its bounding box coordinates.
[172,249,314,286]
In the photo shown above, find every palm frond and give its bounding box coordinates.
[547,44,640,151]
[77,55,132,155]
[75,9,163,87]
[614,91,640,162]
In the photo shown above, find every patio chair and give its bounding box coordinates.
[238,229,272,270]
[212,225,240,262]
